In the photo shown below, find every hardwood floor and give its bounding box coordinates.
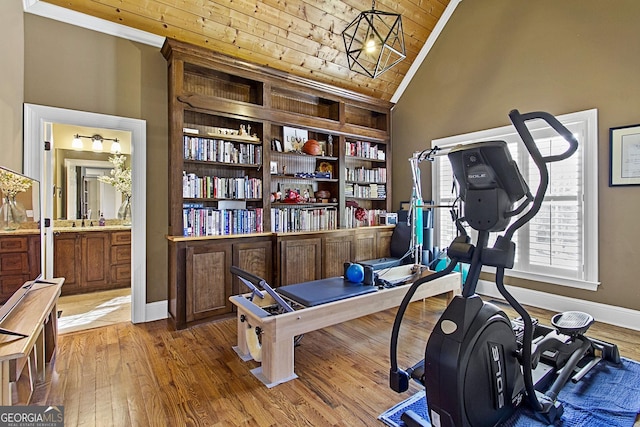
[31,295,639,426]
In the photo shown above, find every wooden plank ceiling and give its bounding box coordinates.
[42,0,450,101]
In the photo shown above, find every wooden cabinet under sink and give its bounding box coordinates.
[54,229,131,296]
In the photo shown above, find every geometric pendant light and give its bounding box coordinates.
[342,0,406,78]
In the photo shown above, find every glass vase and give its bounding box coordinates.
[0,196,27,231]
[118,196,132,226]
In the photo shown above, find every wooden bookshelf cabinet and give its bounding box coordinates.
[162,39,395,328]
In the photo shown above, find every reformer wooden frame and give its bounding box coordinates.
[229,266,460,387]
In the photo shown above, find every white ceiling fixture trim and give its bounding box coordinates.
[22,0,165,48]
[390,0,462,103]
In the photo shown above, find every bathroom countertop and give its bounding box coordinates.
[53,225,131,232]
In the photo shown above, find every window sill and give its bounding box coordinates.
[483,266,599,291]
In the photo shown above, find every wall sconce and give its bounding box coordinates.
[342,0,406,78]
[73,134,121,153]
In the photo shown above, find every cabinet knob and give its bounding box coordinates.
[53,231,61,236]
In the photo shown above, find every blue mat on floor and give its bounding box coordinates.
[379,358,640,427]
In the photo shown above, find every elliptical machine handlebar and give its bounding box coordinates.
[501,110,578,243]
[508,110,578,164]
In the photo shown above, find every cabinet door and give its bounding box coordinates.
[54,233,81,290]
[322,231,354,278]
[0,274,29,303]
[186,242,232,322]
[354,229,377,262]
[81,233,110,288]
[232,239,273,295]
[279,237,321,286]
[376,228,394,258]
[28,235,41,280]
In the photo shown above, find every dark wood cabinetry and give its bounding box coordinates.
[163,38,395,329]
[277,236,322,286]
[110,231,131,287]
[169,235,273,329]
[186,241,232,322]
[0,233,41,303]
[53,229,130,296]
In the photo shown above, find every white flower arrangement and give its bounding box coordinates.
[98,155,132,198]
[0,169,32,198]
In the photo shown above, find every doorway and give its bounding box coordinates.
[23,104,147,324]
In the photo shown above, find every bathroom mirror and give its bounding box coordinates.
[52,124,131,220]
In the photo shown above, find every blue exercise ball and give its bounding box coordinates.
[346,263,364,283]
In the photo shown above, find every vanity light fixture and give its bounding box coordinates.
[342,0,406,78]
[73,134,120,153]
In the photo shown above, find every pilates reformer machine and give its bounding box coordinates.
[229,264,461,387]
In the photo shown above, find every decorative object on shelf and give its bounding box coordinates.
[327,135,334,156]
[283,190,304,204]
[272,138,283,152]
[98,154,132,225]
[342,0,406,78]
[318,162,333,178]
[609,123,640,186]
[270,161,278,174]
[283,127,308,152]
[302,139,322,156]
[355,206,367,223]
[315,190,330,200]
[0,169,32,230]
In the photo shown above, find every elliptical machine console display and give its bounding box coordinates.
[389,110,620,427]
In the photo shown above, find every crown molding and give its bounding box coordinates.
[22,0,164,47]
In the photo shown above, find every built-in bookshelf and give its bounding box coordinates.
[162,38,395,328]
[344,138,389,226]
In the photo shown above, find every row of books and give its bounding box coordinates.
[344,207,388,228]
[183,136,262,164]
[345,183,386,199]
[271,207,338,233]
[345,166,387,183]
[182,206,264,237]
[183,172,262,199]
[345,140,385,160]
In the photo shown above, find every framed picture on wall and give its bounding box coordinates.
[610,124,640,186]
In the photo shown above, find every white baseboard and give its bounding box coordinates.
[477,280,640,332]
[142,300,168,323]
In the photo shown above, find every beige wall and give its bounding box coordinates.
[23,14,168,303]
[393,0,640,310]
[0,2,24,172]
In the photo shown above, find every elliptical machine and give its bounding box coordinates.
[389,110,620,427]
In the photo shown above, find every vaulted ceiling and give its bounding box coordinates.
[39,0,453,102]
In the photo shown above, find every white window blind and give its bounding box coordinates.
[431,109,598,290]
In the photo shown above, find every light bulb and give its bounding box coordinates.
[92,137,103,152]
[110,140,122,153]
[365,35,377,53]
[72,135,83,150]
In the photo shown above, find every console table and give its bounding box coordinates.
[0,278,64,405]
[230,266,460,387]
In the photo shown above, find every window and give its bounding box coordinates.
[431,109,598,290]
